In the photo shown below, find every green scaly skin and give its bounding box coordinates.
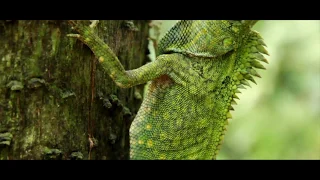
[67,20,269,160]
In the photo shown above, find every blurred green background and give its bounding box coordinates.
[148,20,320,160]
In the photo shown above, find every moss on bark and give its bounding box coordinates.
[0,20,150,160]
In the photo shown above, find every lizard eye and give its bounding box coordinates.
[223,37,233,48]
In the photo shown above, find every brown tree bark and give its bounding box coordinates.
[0,20,150,160]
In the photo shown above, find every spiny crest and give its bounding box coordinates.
[157,20,244,58]
[227,30,269,115]
[216,30,269,154]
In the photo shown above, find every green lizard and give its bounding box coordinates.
[67,20,269,160]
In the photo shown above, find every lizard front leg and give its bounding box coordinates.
[67,20,191,88]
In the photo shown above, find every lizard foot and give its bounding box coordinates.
[89,20,99,29]
[67,34,81,38]
[67,20,93,42]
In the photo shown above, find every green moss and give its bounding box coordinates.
[33,39,43,60]
[27,78,45,89]
[50,28,61,57]
[0,132,13,146]
[21,126,36,151]
[70,151,83,160]
[0,141,10,146]
[17,21,24,40]
[0,20,148,159]
[123,107,132,116]
[6,80,24,91]
[43,147,62,160]
[61,90,75,99]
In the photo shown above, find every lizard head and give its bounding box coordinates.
[157,20,261,58]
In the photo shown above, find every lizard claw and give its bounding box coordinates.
[67,20,97,44]
[89,20,99,29]
[68,20,97,35]
[67,33,81,38]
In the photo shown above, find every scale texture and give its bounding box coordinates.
[68,20,269,160]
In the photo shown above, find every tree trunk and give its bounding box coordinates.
[0,20,150,160]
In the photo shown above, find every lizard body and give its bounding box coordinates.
[68,20,269,160]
